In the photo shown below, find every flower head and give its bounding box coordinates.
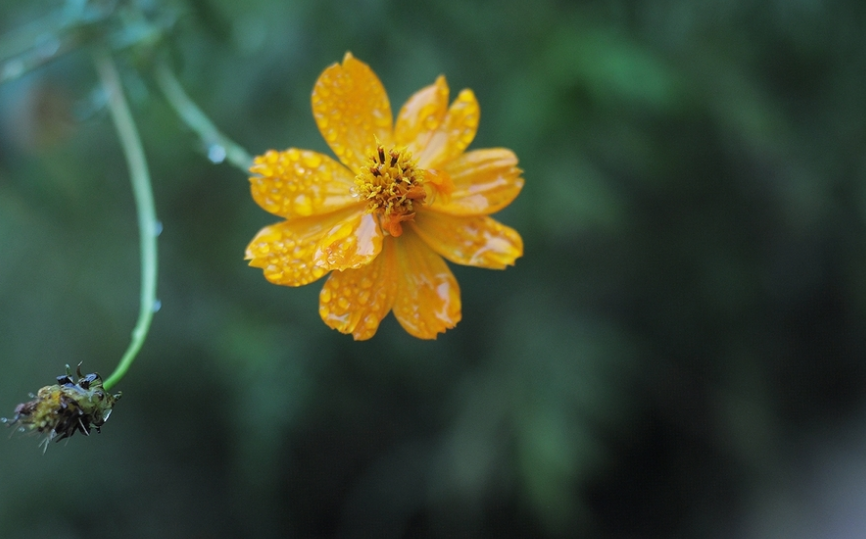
[246,53,524,340]
[2,364,121,452]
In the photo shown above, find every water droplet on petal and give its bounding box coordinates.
[153,299,162,313]
[208,144,227,164]
[153,221,163,236]
[294,194,313,216]
[302,153,322,168]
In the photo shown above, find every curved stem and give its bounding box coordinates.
[154,60,253,172]
[95,50,159,392]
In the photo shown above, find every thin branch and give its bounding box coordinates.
[154,60,253,172]
[95,50,159,391]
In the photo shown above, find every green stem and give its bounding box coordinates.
[95,50,159,392]
[153,60,253,172]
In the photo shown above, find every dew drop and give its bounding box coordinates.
[153,221,163,237]
[208,144,227,164]
[302,153,322,168]
[152,299,162,313]
[294,194,313,216]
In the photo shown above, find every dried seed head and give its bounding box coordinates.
[2,363,121,452]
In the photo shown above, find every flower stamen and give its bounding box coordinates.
[355,145,426,237]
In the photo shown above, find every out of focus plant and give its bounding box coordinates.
[2,1,163,445]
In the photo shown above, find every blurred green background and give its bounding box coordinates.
[3,0,866,537]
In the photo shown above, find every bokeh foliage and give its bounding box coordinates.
[2,0,866,537]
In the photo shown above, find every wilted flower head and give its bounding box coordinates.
[2,364,120,451]
[246,53,524,340]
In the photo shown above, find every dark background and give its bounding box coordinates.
[2,0,866,537]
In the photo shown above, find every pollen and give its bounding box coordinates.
[354,145,427,237]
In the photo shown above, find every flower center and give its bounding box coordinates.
[354,145,427,237]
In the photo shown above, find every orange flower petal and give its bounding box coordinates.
[411,211,523,269]
[245,221,329,287]
[392,232,461,339]
[319,237,398,340]
[429,149,524,215]
[394,75,449,155]
[245,207,380,286]
[249,149,357,218]
[313,211,382,271]
[416,89,480,169]
[312,52,393,173]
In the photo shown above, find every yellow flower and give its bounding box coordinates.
[246,53,524,340]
